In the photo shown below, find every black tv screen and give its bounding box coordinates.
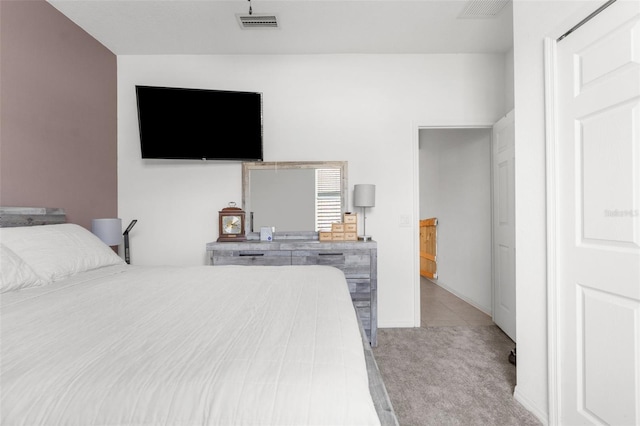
[136,86,263,161]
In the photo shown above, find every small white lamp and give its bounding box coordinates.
[354,184,375,241]
[91,218,123,246]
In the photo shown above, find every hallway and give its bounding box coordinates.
[421,277,494,327]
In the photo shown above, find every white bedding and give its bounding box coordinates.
[1,264,380,426]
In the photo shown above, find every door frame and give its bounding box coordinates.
[543,0,628,421]
[543,36,560,426]
[411,122,495,327]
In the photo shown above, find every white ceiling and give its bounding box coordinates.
[47,0,513,55]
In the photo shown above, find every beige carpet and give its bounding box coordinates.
[373,326,541,425]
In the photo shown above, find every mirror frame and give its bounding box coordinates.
[242,161,348,234]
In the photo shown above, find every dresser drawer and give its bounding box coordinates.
[291,250,371,278]
[347,278,371,301]
[354,301,371,338]
[211,250,291,266]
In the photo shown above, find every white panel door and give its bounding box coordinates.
[555,1,640,424]
[493,110,516,341]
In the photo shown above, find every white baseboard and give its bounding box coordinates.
[378,320,416,328]
[514,385,548,425]
[428,279,492,315]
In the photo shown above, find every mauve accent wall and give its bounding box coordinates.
[0,0,117,229]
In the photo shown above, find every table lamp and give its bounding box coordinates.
[91,218,123,247]
[354,184,375,241]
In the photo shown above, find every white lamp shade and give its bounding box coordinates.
[91,218,123,246]
[354,184,375,207]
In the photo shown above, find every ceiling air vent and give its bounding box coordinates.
[458,0,509,19]
[237,14,279,29]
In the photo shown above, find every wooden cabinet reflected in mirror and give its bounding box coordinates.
[242,161,348,233]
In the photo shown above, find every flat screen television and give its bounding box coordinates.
[136,85,263,161]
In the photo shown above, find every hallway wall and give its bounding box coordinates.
[418,128,492,313]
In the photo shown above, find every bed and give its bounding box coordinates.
[0,208,397,426]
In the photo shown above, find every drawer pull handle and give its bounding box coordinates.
[319,253,343,256]
[239,253,265,257]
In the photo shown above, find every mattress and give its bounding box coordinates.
[0,264,380,426]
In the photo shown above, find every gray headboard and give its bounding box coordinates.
[0,207,66,227]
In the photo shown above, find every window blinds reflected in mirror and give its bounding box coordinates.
[315,168,342,232]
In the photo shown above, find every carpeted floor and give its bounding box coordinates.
[373,321,541,425]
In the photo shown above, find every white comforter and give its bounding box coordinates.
[1,265,380,426]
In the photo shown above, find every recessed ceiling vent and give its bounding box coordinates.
[458,0,509,19]
[237,14,279,29]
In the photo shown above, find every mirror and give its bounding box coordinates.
[242,161,348,233]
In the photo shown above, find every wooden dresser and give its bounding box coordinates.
[206,239,378,346]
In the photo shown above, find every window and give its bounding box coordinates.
[315,168,342,231]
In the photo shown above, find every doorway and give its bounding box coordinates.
[418,127,493,315]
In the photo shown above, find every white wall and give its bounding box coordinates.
[419,136,440,219]
[117,53,506,329]
[419,129,492,313]
[504,47,514,112]
[512,0,600,422]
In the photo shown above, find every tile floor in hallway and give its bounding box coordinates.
[420,277,495,327]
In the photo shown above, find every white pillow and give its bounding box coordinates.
[0,223,125,283]
[0,244,46,293]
